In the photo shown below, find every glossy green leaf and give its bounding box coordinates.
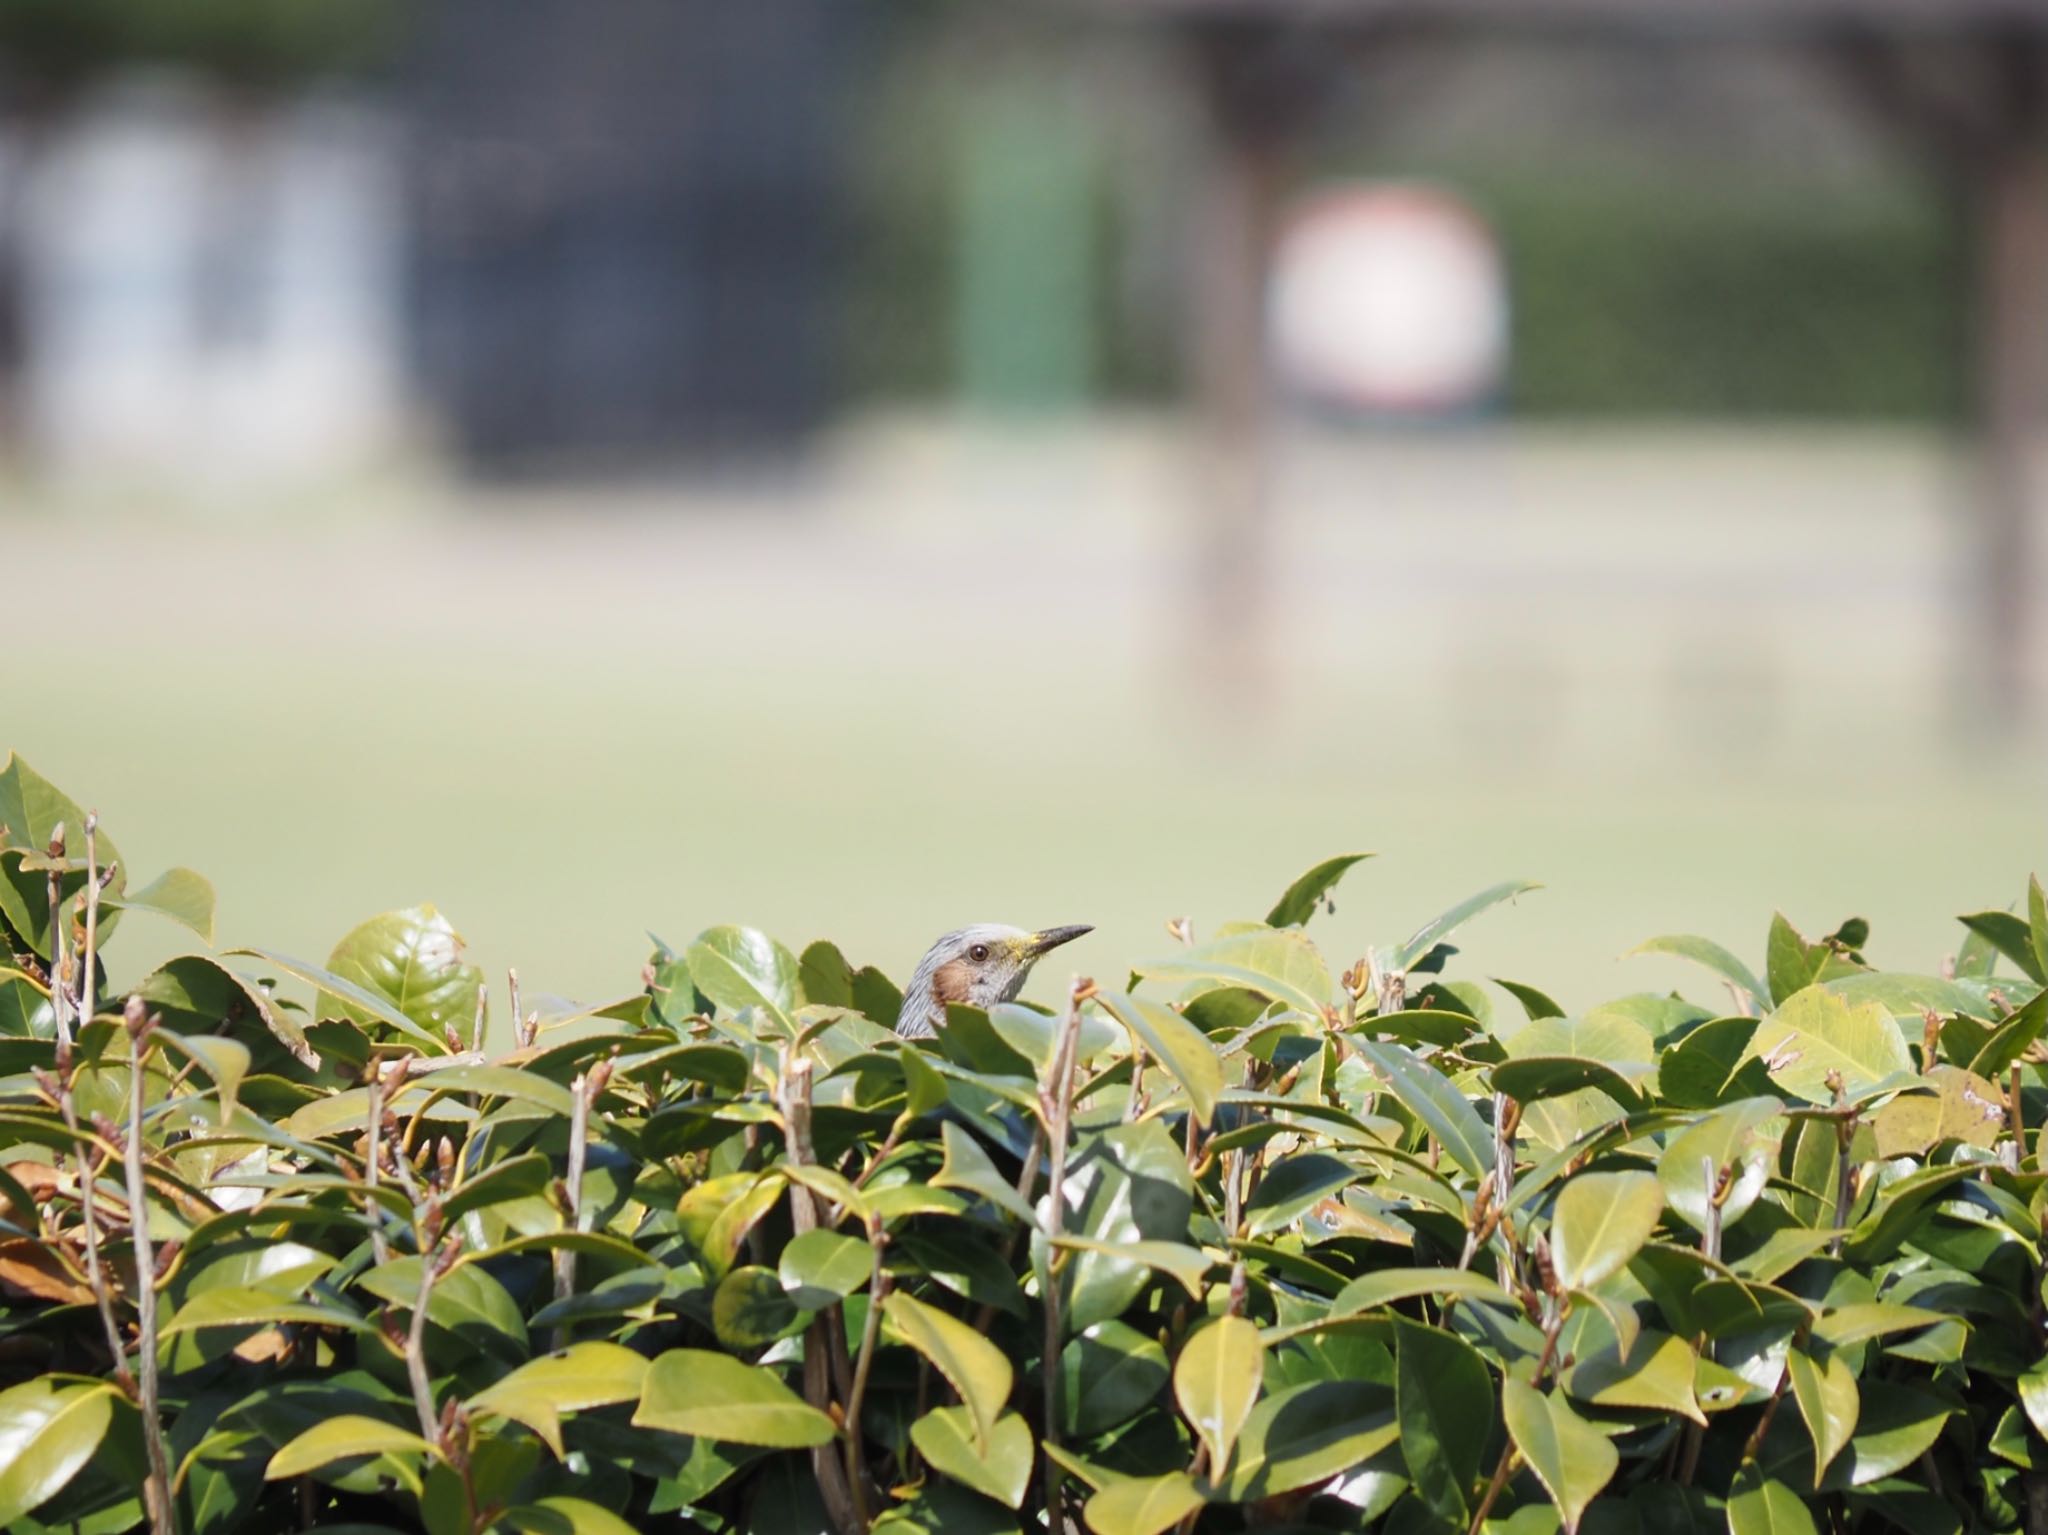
[1727,1466,1818,1535]
[1354,1039,1493,1179]
[910,1407,1033,1508]
[356,1257,526,1355]
[1392,881,1540,973]
[1491,1055,1648,1114]
[417,1064,577,1117]
[1319,1267,1517,1327]
[1266,853,1373,928]
[779,1229,873,1308]
[1055,1119,1197,1334]
[1564,1330,1704,1425]
[1394,1315,1490,1524]
[1628,933,1768,1009]
[160,1286,373,1339]
[1500,1378,1616,1535]
[930,1121,1037,1228]
[1131,928,1331,1019]
[885,1290,1015,1451]
[0,1378,116,1528]
[1657,1096,1784,1233]
[135,953,317,1068]
[1173,1315,1263,1475]
[106,865,216,943]
[1788,1346,1858,1481]
[1870,1065,2005,1156]
[1745,987,1913,1105]
[1241,1151,1361,1237]
[2020,1362,2048,1441]
[1826,1382,1951,1488]
[1061,1321,1169,1438]
[685,925,799,1029]
[632,1349,836,1448]
[797,940,854,1008]
[1094,989,1223,1123]
[1494,977,1566,1021]
[321,904,485,1044]
[1967,987,2048,1080]
[233,944,445,1052]
[157,1029,251,1122]
[1960,908,2047,985]
[1223,1378,1398,1500]
[264,1415,438,1480]
[713,1265,804,1349]
[442,1152,554,1224]
[469,1343,649,1457]
[1083,1471,1205,1535]
[500,1496,641,1535]
[0,754,125,961]
[1550,1169,1663,1291]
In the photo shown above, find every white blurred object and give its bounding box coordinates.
[14,76,406,490]
[1268,182,1508,417]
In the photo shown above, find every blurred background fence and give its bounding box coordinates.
[1,1,2041,1005]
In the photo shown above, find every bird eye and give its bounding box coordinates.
[969,944,990,962]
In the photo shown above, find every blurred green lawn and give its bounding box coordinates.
[8,420,2042,1031]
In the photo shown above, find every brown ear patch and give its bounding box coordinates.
[930,959,975,1006]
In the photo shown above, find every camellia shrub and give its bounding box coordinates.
[3,752,2048,1535]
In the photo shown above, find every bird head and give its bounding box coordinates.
[895,923,1093,1039]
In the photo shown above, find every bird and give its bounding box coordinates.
[895,923,1093,1039]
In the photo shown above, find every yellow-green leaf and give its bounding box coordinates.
[1172,1315,1263,1475]
[909,1406,1034,1508]
[884,1290,1015,1452]
[1084,1471,1206,1535]
[1549,1169,1663,1292]
[632,1349,836,1448]
[1500,1379,1616,1535]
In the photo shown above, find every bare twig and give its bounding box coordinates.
[1039,975,1092,1530]
[79,814,102,1020]
[45,823,70,1049]
[364,1066,392,1266]
[778,1054,865,1533]
[407,1223,454,1449]
[123,1000,177,1534]
[551,1070,593,1347]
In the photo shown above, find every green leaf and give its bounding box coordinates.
[1321,1267,1517,1326]
[264,1415,438,1481]
[1173,1315,1263,1475]
[931,1122,1038,1228]
[134,953,317,1069]
[1393,881,1540,973]
[1870,1065,2004,1157]
[1788,1346,1858,1481]
[1960,909,2047,985]
[157,1030,251,1122]
[686,926,799,1029]
[1629,934,1768,1010]
[1266,853,1373,928]
[1084,1472,1205,1535]
[780,1229,873,1309]
[2019,1362,2048,1441]
[679,1173,785,1278]
[1222,1379,1399,1500]
[910,1407,1034,1509]
[1492,1056,1649,1115]
[1051,1238,1210,1301]
[322,905,484,1044]
[1394,1316,1491,1524]
[1240,1152,1361,1237]
[106,866,216,943]
[797,940,854,1008]
[356,1258,526,1356]
[0,1379,117,1528]
[469,1343,649,1458]
[1055,1119,1197,1334]
[1766,914,1830,1006]
[632,1349,836,1448]
[1062,1321,1169,1438]
[885,1290,1015,1451]
[1094,990,1224,1123]
[1744,987,1914,1104]
[442,1153,553,1224]
[1494,978,1566,1021]
[1131,928,1331,1019]
[1354,1040,1494,1179]
[713,1265,805,1349]
[1550,1169,1663,1291]
[159,1286,373,1339]
[500,1496,642,1535]
[1967,988,2048,1080]
[1657,1016,1767,1109]
[419,1064,578,1117]
[232,944,447,1052]
[1500,1379,1617,1535]
[900,1042,949,1117]
[2031,875,2048,983]
[0,754,126,962]
[1657,1097,1784,1234]
[1826,1382,1951,1489]
[1727,1466,1818,1535]
[1563,1330,1704,1425]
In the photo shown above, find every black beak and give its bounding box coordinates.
[1026,924,1093,958]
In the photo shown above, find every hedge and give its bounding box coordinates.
[1,751,2045,1535]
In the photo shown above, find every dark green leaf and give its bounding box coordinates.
[1266,853,1373,928]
